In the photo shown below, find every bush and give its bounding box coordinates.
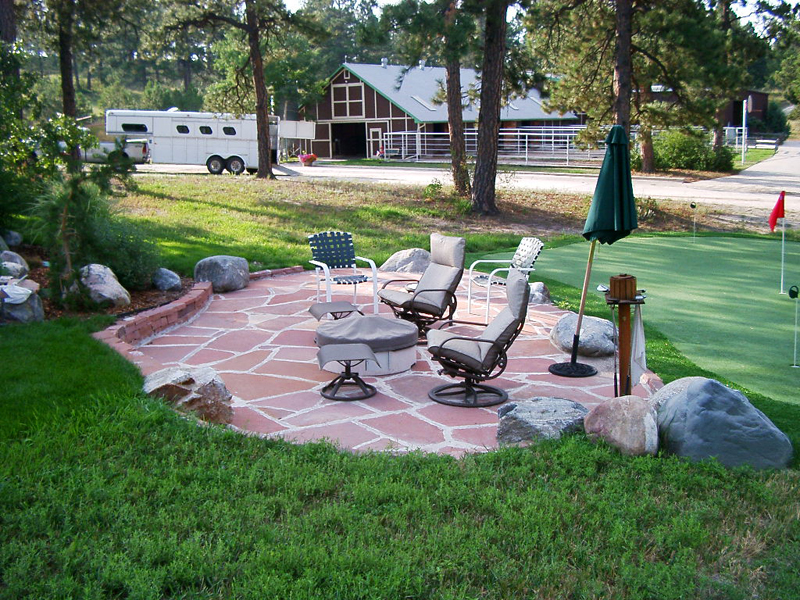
[645,130,733,172]
[82,217,160,290]
[142,81,203,111]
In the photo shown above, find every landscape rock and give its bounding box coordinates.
[2,230,22,247]
[142,367,233,423]
[152,267,183,292]
[379,248,430,273]
[648,376,708,412]
[529,281,551,305]
[194,255,250,293]
[584,395,658,456]
[143,366,234,424]
[658,378,793,470]
[0,250,29,275]
[72,264,131,308]
[0,237,7,252]
[550,313,615,357]
[0,284,44,323]
[497,397,588,445]
[1,261,27,278]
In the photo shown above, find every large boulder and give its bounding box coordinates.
[194,255,249,293]
[528,281,551,305]
[143,366,234,424]
[379,248,430,273]
[1,251,29,276]
[0,282,44,323]
[550,313,615,357]
[584,395,658,456]
[152,267,182,292]
[658,378,793,470]
[72,264,131,308]
[2,230,22,247]
[648,376,708,412]
[497,398,588,445]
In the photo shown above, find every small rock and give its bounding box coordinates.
[379,248,430,273]
[152,267,182,292]
[529,281,551,305]
[194,255,249,293]
[71,264,131,308]
[658,378,793,470]
[497,397,588,445]
[143,366,234,424]
[584,395,658,456]
[2,230,22,247]
[0,251,29,275]
[1,261,27,278]
[550,313,615,357]
[0,287,44,323]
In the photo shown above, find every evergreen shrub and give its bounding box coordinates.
[633,130,734,172]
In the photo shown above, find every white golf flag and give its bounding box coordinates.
[630,304,647,387]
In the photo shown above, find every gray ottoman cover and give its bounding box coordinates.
[316,316,418,353]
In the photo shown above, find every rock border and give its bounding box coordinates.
[93,267,303,368]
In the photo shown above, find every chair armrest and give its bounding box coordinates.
[468,259,511,281]
[353,256,378,276]
[309,259,331,276]
[432,335,506,356]
[380,277,419,290]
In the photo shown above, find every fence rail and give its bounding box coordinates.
[383,125,774,166]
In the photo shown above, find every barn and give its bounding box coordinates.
[300,61,580,159]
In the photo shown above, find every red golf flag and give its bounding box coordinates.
[769,191,785,232]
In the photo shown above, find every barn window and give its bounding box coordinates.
[332,83,364,118]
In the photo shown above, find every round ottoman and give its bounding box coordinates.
[316,315,418,375]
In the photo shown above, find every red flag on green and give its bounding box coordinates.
[769,191,785,232]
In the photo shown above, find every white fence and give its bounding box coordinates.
[383,125,776,166]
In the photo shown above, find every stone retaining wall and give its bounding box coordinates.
[93,267,304,364]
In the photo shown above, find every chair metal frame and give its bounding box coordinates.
[308,231,378,314]
[467,237,543,322]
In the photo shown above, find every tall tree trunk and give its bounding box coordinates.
[638,83,654,173]
[471,0,508,216]
[73,54,80,92]
[58,0,78,119]
[446,58,470,197]
[182,58,192,92]
[613,0,632,133]
[246,0,274,179]
[0,0,16,45]
[713,0,733,150]
[444,1,470,197]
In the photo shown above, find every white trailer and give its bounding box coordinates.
[104,109,315,174]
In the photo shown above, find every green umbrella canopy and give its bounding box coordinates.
[582,125,638,245]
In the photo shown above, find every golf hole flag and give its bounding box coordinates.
[769,191,785,232]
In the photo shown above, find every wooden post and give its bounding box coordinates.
[618,303,632,395]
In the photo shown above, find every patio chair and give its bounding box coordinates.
[378,233,466,337]
[308,231,378,314]
[427,269,530,407]
[467,236,543,323]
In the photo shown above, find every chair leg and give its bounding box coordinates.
[320,361,377,401]
[428,380,508,407]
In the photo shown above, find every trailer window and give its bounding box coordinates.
[223,126,237,136]
[176,125,190,134]
[122,123,148,133]
[200,126,212,135]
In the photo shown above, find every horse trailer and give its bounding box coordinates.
[104,109,315,174]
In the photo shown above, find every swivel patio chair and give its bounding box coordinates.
[427,269,530,407]
[308,231,379,314]
[378,233,466,337]
[467,236,543,323]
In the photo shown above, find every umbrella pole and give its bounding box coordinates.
[549,241,599,378]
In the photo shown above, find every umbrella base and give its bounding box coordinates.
[549,362,597,378]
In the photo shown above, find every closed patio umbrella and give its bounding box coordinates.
[550,125,638,378]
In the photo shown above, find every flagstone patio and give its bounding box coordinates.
[117,270,662,457]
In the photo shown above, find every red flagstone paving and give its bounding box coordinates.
[114,269,662,457]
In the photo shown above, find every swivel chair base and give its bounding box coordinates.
[428,381,507,408]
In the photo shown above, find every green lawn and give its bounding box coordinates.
[528,235,799,405]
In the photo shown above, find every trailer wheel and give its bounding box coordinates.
[206,155,225,174]
[226,156,246,175]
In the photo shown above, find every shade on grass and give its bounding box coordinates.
[533,236,800,405]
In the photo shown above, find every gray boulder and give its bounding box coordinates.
[152,267,182,292]
[194,255,249,293]
[550,313,615,357]
[2,261,27,278]
[529,281,551,305]
[497,397,588,445]
[379,248,430,273]
[72,264,131,308]
[2,230,22,247]
[649,376,708,412]
[658,378,793,470]
[0,283,44,323]
[1,251,29,275]
[143,366,234,424]
[584,395,658,456]
[0,237,7,252]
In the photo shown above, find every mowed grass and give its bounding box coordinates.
[2,320,799,599]
[3,174,800,598]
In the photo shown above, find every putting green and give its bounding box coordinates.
[527,236,799,405]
